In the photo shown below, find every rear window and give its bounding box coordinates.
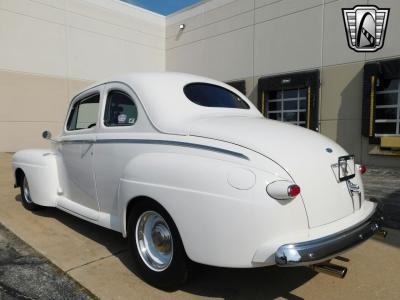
[184,83,250,109]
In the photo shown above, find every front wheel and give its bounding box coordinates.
[127,201,190,290]
[20,173,41,211]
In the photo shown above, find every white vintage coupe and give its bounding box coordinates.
[12,73,385,289]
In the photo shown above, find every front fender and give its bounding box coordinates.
[12,149,58,207]
[118,152,309,268]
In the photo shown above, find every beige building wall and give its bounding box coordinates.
[1,0,399,167]
[0,0,165,151]
[166,0,400,167]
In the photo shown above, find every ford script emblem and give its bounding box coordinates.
[326,148,333,153]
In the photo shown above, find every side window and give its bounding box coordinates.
[104,90,137,127]
[184,83,250,109]
[67,94,99,131]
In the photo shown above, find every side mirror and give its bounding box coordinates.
[42,130,52,140]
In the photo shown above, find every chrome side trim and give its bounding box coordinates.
[60,139,249,160]
[275,210,382,266]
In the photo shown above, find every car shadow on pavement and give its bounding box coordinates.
[15,194,128,255]
[14,194,316,299]
[378,189,400,230]
[117,247,315,299]
[374,189,400,249]
[180,265,313,299]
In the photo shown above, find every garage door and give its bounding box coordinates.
[258,70,320,131]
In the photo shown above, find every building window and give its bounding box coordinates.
[267,87,307,127]
[226,80,246,95]
[375,78,400,136]
[258,70,319,131]
[362,59,400,144]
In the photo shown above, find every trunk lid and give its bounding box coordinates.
[190,116,356,228]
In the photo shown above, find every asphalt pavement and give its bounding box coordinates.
[0,223,95,300]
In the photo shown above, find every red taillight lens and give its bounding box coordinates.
[288,184,301,198]
[359,164,367,174]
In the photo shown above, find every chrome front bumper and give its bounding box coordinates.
[275,210,384,266]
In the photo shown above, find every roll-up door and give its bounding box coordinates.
[258,70,320,131]
[362,59,400,147]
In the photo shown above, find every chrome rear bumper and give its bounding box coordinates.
[275,210,384,266]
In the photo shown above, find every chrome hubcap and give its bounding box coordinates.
[23,177,33,204]
[135,211,173,272]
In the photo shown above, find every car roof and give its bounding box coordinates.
[81,72,261,135]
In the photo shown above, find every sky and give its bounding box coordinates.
[121,0,202,15]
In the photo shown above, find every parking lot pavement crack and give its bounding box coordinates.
[65,248,128,273]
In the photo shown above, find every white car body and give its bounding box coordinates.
[12,72,381,269]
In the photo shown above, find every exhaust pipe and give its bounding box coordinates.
[375,229,387,239]
[310,262,347,278]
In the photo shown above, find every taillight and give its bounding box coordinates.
[267,181,301,200]
[359,164,367,174]
[288,184,301,198]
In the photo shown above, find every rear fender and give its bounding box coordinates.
[118,152,255,234]
[117,152,308,267]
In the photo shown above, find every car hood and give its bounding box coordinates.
[190,116,357,228]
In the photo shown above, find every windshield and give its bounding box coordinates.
[184,83,250,109]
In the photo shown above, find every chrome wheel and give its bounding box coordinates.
[135,211,173,272]
[23,177,33,204]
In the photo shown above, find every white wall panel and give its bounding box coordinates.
[167,11,253,49]
[66,12,164,49]
[166,0,251,39]
[166,10,205,38]
[121,42,164,73]
[0,0,66,24]
[0,9,67,77]
[0,0,165,80]
[203,26,254,80]
[203,0,253,25]
[166,25,206,50]
[166,41,206,76]
[255,0,322,23]
[254,6,323,76]
[322,0,366,66]
[366,0,400,61]
[67,27,124,80]
[67,0,164,38]
[33,0,66,9]
[255,0,280,9]
[167,1,205,26]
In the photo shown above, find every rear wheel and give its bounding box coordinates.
[20,173,41,211]
[127,201,189,290]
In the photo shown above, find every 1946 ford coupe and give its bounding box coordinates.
[12,72,385,289]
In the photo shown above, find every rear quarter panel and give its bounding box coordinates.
[117,149,309,268]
